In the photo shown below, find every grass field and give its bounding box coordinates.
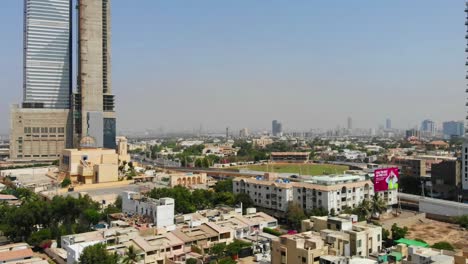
[244,163,349,175]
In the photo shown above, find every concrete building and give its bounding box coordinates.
[421,119,436,137]
[116,136,130,164]
[10,0,73,161]
[0,243,46,264]
[10,106,71,161]
[301,216,382,257]
[169,172,207,188]
[122,191,175,228]
[172,222,234,251]
[61,226,186,264]
[386,118,392,130]
[431,160,461,201]
[347,117,353,130]
[394,157,426,177]
[75,0,116,149]
[59,144,119,184]
[239,128,249,138]
[233,174,397,215]
[270,152,310,163]
[443,121,464,139]
[253,136,274,148]
[406,245,455,264]
[272,120,283,137]
[406,129,421,140]
[272,232,329,264]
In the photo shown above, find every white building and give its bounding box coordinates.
[233,174,397,214]
[122,191,175,228]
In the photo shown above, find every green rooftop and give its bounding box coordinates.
[395,238,429,248]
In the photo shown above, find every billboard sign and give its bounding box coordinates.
[374,167,399,192]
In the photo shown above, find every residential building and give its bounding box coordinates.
[272,232,329,264]
[442,121,464,139]
[270,152,310,163]
[122,191,175,228]
[59,144,119,184]
[61,226,186,264]
[431,160,461,200]
[10,0,73,161]
[233,174,397,215]
[393,157,426,176]
[301,216,382,257]
[253,136,274,148]
[172,222,234,250]
[233,174,294,213]
[0,243,46,264]
[75,0,116,149]
[320,256,377,264]
[406,245,455,264]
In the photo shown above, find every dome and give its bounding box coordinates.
[80,136,96,148]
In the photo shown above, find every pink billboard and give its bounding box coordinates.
[374,167,399,192]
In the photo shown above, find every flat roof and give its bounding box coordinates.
[271,152,309,156]
[395,238,429,248]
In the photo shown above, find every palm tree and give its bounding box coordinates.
[370,195,387,219]
[121,245,141,264]
[356,199,372,221]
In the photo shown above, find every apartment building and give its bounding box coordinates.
[393,157,426,177]
[122,191,175,228]
[233,174,397,215]
[233,174,294,212]
[272,232,329,264]
[172,222,234,250]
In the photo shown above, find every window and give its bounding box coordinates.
[377,234,380,241]
[358,239,362,247]
[58,127,65,133]
[50,127,57,133]
[32,127,39,133]
[41,127,48,133]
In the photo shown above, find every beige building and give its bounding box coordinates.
[252,136,274,148]
[9,105,71,161]
[59,146,118,184]
[301,215,382,257]
[116,136,130,164]
[169,172,207,187]
[272,232,329,264]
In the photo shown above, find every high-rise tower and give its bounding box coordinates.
[463,1,468,195]
[10,0,73,161]
[75,0,116,149]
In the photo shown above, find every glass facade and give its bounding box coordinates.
[23,0,71,109]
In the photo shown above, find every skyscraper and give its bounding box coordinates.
[347,117,352,130]
[463,2,468,195]
[272,120,283,137]
[75,0,116,149]
[10,0,73,161]
[385,118,392,130]
[421,119,436,136]
[442,121,464,139]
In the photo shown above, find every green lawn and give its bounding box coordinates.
[245,163,349,175]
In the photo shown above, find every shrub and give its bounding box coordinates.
[432,241,454,251]
[263,227,282,236]
[61,178,72,188]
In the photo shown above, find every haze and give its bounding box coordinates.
[0,0,465,134]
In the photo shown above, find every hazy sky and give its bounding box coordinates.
[0,0,466,134]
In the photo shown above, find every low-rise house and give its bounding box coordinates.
[0,243,44,264]
[272,232,329,264]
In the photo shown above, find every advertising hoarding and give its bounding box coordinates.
[374,167,399,192]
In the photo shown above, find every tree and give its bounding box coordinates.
[432,241,454,251]
[234,193,254,213]
[79,243,119,264]
[186,259,198,264]
[218,258,236,264]
[214,179,233,193]
[52,159,59,166]
[286,203,307,230]
[371,195,387,219]
[121,245,142,264]
[355,199,372,221]
[61,178,72,188]
[391,223,408,240]
[382,228,390,241]
[226,240,252,257]
[209,243,226,261]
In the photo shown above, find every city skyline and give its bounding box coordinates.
[0,1,465,134]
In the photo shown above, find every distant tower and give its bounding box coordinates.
[272,120,278,136]
[386,118,392,130]
[347,117,353,130]
[226,127,229,140]
[463,1,468,196]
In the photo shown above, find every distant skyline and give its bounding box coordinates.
[0,1,466,134]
